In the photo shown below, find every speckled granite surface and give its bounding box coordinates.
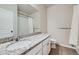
[0,33,50,55]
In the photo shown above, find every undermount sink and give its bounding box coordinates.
[6,41,31,51]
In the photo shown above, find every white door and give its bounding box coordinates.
[69,5,79,46]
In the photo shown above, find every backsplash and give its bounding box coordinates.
[0,37,13,44]
[0,32,41,44]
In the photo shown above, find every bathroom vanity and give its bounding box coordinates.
[25,34,51,55]
[0,33,51,55]
[0,4,51,55]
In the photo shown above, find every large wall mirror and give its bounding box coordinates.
[0,7,14,39]
[0,4,41,39]
[17,4,41,36]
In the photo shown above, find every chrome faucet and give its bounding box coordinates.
[15,37,19,41]
[12,36,20,41]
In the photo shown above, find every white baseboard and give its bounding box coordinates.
[57,43,76,49]
[56,43,79,54]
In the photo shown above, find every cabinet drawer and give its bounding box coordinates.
[25,43,42,55]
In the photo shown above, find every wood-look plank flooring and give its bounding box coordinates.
[49,44,78,55]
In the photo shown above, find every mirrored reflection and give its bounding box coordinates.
[0,4,41,39]
[18,4,41,36]
[0,8,14,38]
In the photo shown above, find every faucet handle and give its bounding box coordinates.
[15,38,19,41]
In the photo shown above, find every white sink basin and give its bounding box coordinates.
[6,41,31,51]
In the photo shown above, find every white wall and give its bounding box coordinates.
[47,5,73,45]
[0,4,17,37]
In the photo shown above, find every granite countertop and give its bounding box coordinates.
[0,33,50,55]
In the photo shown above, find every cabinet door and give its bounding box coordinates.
[25,43,42,55]
[43,42,50,55]
[43,44,48,55]
[43,38,50,55]
[35,49,42,55]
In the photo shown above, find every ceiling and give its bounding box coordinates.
[43,4,54,8]
[18,4,38,15]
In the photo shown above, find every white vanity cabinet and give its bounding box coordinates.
[25,37,51,55]
[25,43,42,55]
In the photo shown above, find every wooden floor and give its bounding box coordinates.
[49,45,78,55]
